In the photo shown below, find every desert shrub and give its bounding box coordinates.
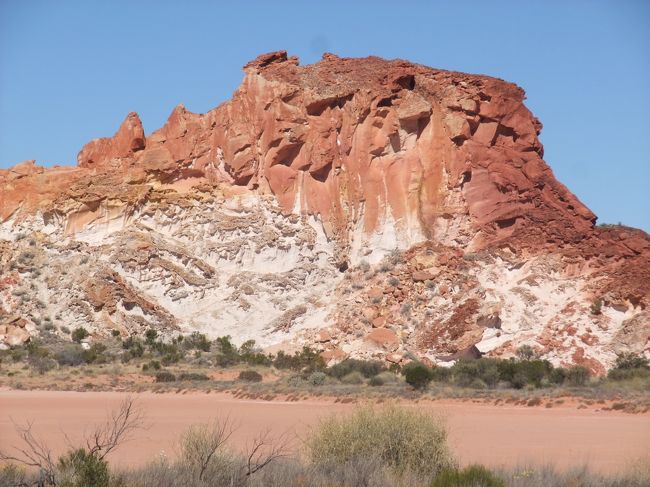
[368,375,384,386]
[388,276,400,286]
[71,327,89,343]
[613,352,649,370]
[144,328,158,344]
[431,465,504,487]
[516,345,538,361]
[55,344,86,366]
[340,371,364,385]
[308,371,327,386]
[431,366,452,383]
[608,352,650,381]
[272,346,325,372]
[239,339,272,366]
[122,337,145,361]
[327,358,386,379]
[58,448,109,487]
[0,464,27,486]
[375,371,400,383]
[160,351,183,366]
[111,329,121,337]
[155,371,177,383]
[238,370,263,382]
[564,365,591,387]
[403,362,434,390]
[28,355,57,374]
[183,332,211,352]
[213,335,239,366]
[82,343,109,364]
[307,405,454,477]
[141,360,161,372]
[494,359,553,389]
[178,372,210,381]
[452,359,500,388]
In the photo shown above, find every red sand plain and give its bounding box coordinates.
[1,390,648,474]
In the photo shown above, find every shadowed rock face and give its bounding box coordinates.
[1,52,648,372]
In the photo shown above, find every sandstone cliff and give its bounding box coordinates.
[1,51,648,372]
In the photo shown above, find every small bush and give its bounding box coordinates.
[178,372,210,381]
[155,371,177,383]
[611,352,649,372]
[55,344,86,366]
[28,355,57,374]
[431,465,504,487]
[238,370,263,382]
[565,365,591,387]
[368,375,384,386]
[307,371,327,386]
[403,362,434,390]
[340,371,364,385]
[183,331,211,352]
[58,448,109,487]
[327,358,386,379]
[307,405,454,477]
[144,328,158,344]
[71,327,89,343]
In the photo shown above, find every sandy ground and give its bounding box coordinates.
[1,390,648,474]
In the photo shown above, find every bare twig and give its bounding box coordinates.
[244,429,290,477]
[85,396,144,460]
[0,419,57,486]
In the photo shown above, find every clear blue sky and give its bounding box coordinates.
[1,1,649,231]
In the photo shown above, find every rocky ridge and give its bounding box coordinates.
[1,51,648,372]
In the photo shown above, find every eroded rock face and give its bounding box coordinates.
[1,51,648,372]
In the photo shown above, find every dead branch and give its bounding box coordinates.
[244,429,290,477]
[85,396,144,460]
[0,419,57,486]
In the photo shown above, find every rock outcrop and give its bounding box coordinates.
[1,51,648,371]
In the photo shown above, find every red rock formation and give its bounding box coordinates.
[1,51,649,364]
[77,112,146,169]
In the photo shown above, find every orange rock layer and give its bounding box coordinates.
[2,51,649,307]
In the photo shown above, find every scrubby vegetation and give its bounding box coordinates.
[1,402,648,487]
[1,331,649,410]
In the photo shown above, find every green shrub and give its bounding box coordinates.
[71,327,89,343]
[155,371,177,383]
[272,346,325,372]
[307,405,455,477]
[308,370,327,386]
[617,352,649,369]
[403,361,434,390]
[565,365,591,386]
[144,328,158,344]
[183,332,211,352]
[58,448,109,487]
[431,465,504,487]
[368,375,384,386]
[452,359,499,388]
[238,370,263,382]
[327,358,386,379]
[81,343,109,364]
[340,371,364,385]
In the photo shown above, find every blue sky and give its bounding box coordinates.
[1,1,649,231]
